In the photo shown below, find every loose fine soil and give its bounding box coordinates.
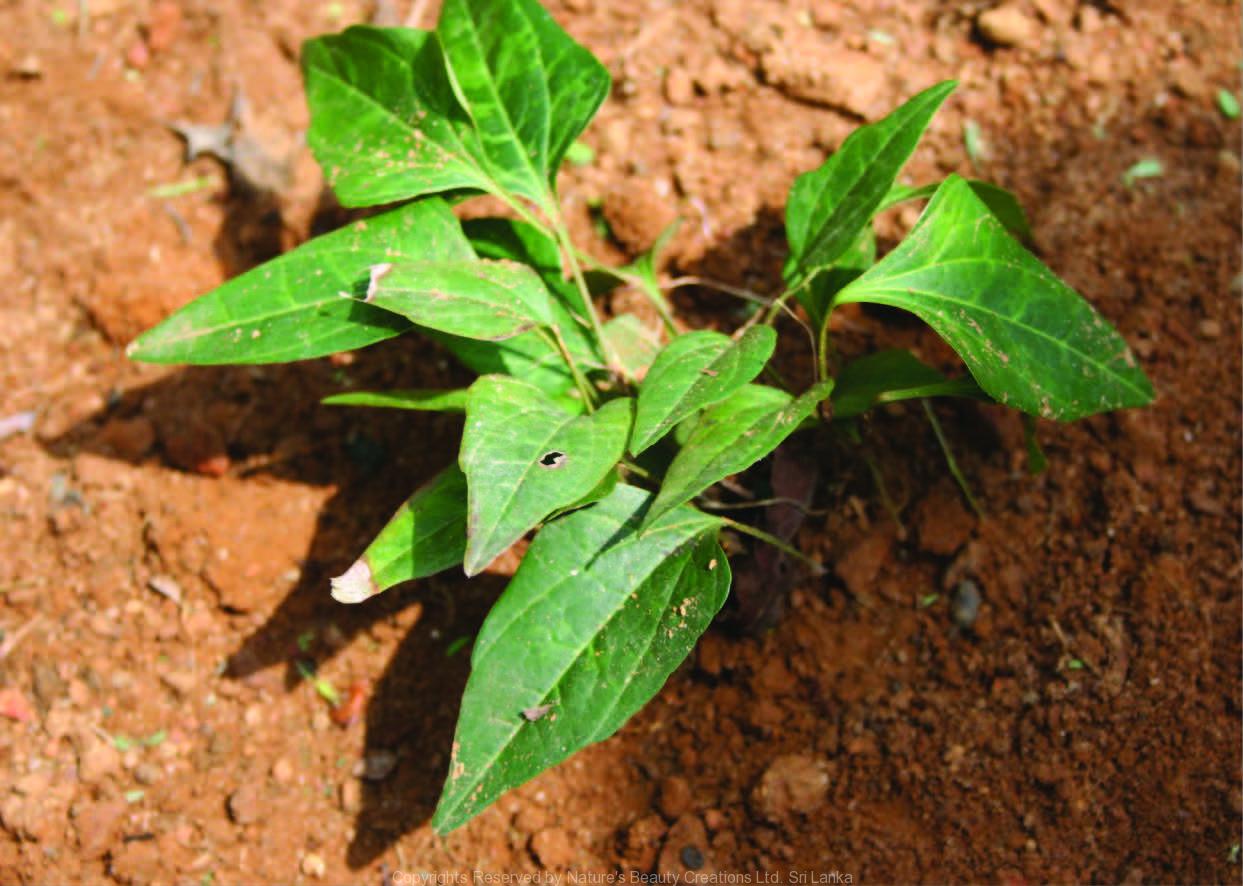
[0,0,1239,883]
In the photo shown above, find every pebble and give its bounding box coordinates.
[530,827,577,869]
[271,757,294,784]
[32,664,66,708]
[1198,319,1222,340]
[951,579,983,629]
[160,670,197,698]
[750,755,830,820]
[226,784,261,825]
[339,779,361,814]
[977,5,1040,48]
[358,750,397,781]
[301,852,326,879]
[133,762,160,786]
[656,814,712,876]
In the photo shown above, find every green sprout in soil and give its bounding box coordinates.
[128,0,1154,833]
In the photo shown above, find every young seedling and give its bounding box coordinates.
[129,0,1154,833]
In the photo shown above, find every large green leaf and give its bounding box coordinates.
[436,0,610,207]
[649,382,833,523]
[432,484,727,833]
[835,176,1154,420]
[127,200,470,364]
[630,327,778,455]
[831,350,986,420]
[460,377,633,576]
[364,259,554,341]
[330,465,468,603]
[303,27,494,207]
[785,81,955,284]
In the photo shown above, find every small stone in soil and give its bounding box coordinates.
[680,845,705,870]
[358,750,397,781]
[951,580,983,629]
[658,775,693,819]
[226,784,261,825]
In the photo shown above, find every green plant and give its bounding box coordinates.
[129,0,1153,833]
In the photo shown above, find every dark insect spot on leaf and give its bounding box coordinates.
[539,451,567,469]
[521,704,553,722]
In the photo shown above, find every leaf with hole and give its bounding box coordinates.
[330,465,468,604]
[831,350,986,419]
[460,377,633,575]
[431,484,727,833]
[630,326,777,455]
[647,381,833,524]
[321,388,470,412]
[834,175,1154,420]
[785,80,955,284]
[128,199,471,364]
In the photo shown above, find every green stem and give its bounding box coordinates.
[548,207,615,372]
[717,515,824,575]
[816,312,836,384]
[538,326,597,412]
[921,399,983,516]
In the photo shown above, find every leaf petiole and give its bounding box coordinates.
[717,515,824,575]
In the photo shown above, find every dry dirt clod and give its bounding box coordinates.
[750,754,830,820]
[657,775,693,819]
[226,784,261,825]
[78,737,121,785]
[73,799,127,859]
[657,814,714,876]
[301,852,326,878]
[530,826,577,869]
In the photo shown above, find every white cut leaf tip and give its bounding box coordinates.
[330,558,378,604]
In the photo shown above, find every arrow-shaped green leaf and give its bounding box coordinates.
[363,259,554,341]
[648,382,833,523]
[432,484,727,833]
[436,0,610,207]
[835,175,1154,421]
[330,465,468,604]
[786,81,955,283]
[128,199,471,365]
[460,377,633,575]
[630,326,777,455]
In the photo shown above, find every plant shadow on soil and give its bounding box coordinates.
[45,324,513,865]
